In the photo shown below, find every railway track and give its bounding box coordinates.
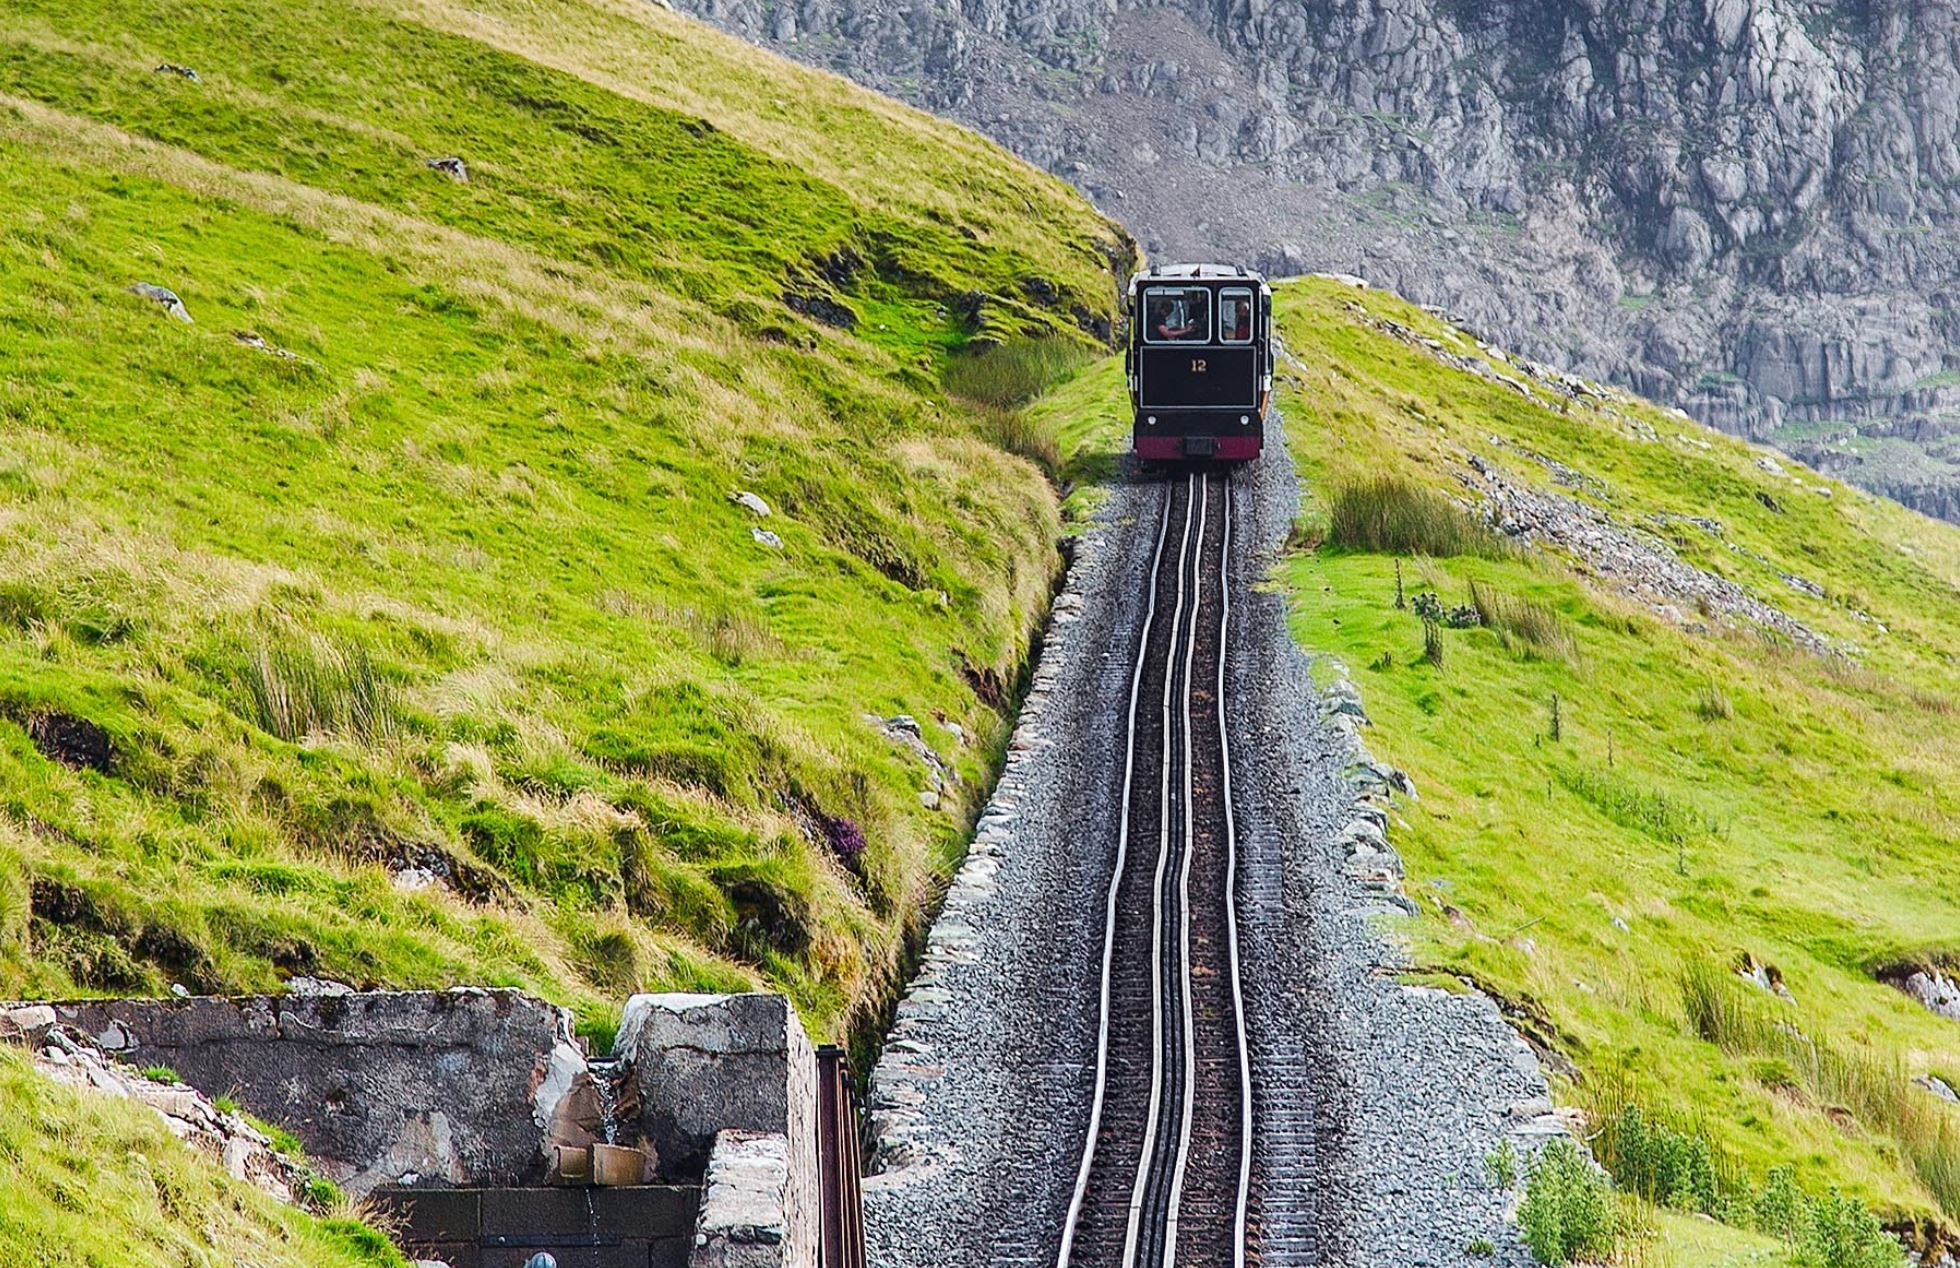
[1059,469,1251,1268]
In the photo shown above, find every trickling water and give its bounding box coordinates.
[588,1058,628,1146]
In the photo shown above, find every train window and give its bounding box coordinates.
[1142,286,1211,344]
[1219,289,1254,344]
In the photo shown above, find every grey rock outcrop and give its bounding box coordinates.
[668,0,1960,522]
[1896,967,1960,1022]
[130,282,192,323]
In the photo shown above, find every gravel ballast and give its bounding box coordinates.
[863,419,1566,1267]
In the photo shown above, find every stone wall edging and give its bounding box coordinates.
[863,531,1098,1175]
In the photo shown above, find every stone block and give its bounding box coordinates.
[688,1130,792,1268]
[384,1189,483,1241]
[479,1187,596,1236]
[589,1185,696,1231]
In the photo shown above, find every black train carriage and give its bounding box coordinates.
[1125,263,1273,462]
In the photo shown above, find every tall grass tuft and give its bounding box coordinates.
[1470,579,1579,661]
[975,404,1062,472]
[1696,684,1735,721]
[1559,765,1717,847]
[239,635,395,743]
[1682,963,1960,1220]
[943,337,1095,409]
[1326,477,1515,558]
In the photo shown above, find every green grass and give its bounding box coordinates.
[0,0,1128,1037]
[1253,279,1960,1248]
[0,1048,406,1268]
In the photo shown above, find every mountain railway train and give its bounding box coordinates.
[1126,263,1273,462]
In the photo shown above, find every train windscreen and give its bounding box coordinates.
[1142,287,1211,343]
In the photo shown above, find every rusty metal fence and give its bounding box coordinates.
[814,1044,866,1268]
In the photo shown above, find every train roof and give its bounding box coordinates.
[1134,262,1267,283]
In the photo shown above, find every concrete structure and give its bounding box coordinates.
[9,988,821,1266]
[619,993,817,1268]
[45,988,586,1195]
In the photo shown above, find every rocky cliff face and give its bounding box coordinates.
[669,0,1960,520]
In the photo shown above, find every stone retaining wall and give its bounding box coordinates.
[43,988,584,1196]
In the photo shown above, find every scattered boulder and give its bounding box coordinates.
[424,156,470,183]
[129,282,192,323]
[232,329,305,362]
[153,63,201,83]
[1465,452,1835,655]
[1737,952,1795,1002]
[750,527,784,550]
[867,713,957,800]
[730,490,772,518]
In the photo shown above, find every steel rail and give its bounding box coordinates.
[1162,474,1208,1263]
[1123,471,1198,1267]
[1218,481,1252,1266]
[1055,476,1179,1268]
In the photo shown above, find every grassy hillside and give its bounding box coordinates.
[1268,278,1960,1258]
[0,0,1130,1043]
[0,1047,405,1267]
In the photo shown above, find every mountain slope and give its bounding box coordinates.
[667,0,1960,527]
[0,0,1128,1044]
[1275,275,1960,1253]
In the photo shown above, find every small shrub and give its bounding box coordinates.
[141,1065,182,1085]
[1519,1138,1617,1264]
[1755,1165,1805,1240]
[1599,1104,1717,1213]
[1468,1237,1496,1257]
[819,815,867,870]
[1394,559,1406,610]
[1369,650,1394,672]
[1327,477,1514,558]
[1485,1138,1519,1189]
[1798,1189,1906,1268]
